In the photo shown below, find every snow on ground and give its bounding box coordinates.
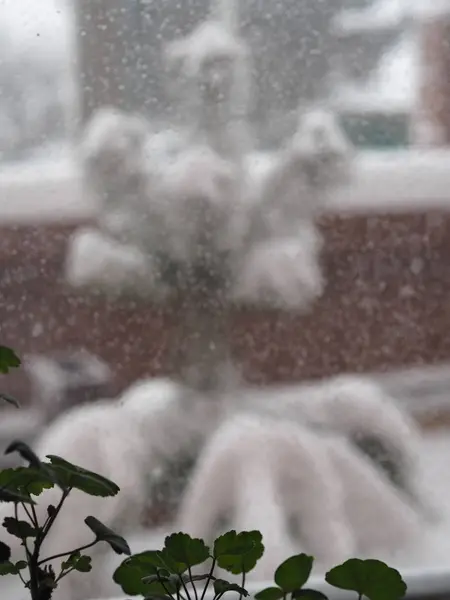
[333,31,418,115]
[2,431,450,600]
[90,431,450,600]
[90,431,450,599]
[333,0,414,35]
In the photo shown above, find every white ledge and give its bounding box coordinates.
[0,158,96,225]
[2,150,450,225]
[328,150,450,214]
[85,565,450,600]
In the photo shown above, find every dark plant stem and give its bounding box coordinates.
[201,558,216,600]
[21,504,37,530]
[16,503,37,599]
[187,566,199,600]
[157,573,177,600]
[180,570,193,600]
[239,571,246,600]
[24,488,71,600]
[40,488,72,542]
[38,539,98,565]
[55,565,75,584]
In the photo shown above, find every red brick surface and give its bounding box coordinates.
[417,19,450,145]
[1,208,450,406]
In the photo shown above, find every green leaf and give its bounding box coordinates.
[0,561,22,575]
[214,531,264,575]
[0,393,19,408]
[114,562,150,596]
[214,579,249,597]
[3,517,37,539]
[181,573,213,584]
[292,590,329,600]
[114,552,180,596]
[274,554,314,592]
[325,559,407,600]
[47,455,120,497]
[142,572,181,592]
[254,587,284,600]
[157,548,187,575]
[0,466,54,498]
[0,488,35,504]
[0,347,20,374]
[164,532,210,568]
[14,561,27,571]
[62,553,92,573]
[0,541,11,562]
[5,441,42,469]
[84,516,130,555]
[142,574,166,585]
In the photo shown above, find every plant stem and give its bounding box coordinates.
[39,487,71,543]
[15,502,38,600]
[187,566,199,600]
[239,571,246,600]
[38,539,98,565]
[157,573,177,600]
[178,571,192,600]
[26,488,71,600]
[21,503,37,529]
[55,565,75,584]
[201,558,216,600]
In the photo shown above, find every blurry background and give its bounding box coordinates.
[0,0,430,162]
[1,0,450,425]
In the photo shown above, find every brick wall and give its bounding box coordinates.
[415,13,450,145]
[1,208,450,405]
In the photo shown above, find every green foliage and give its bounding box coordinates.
[84,516,131,555]
[0,345,408,600]
[292,591,328,600]
[0,346,20,407]
[6,441,43,469]
[3,517,37,539]
[214,579,249,597]
[165,532,210,568]
[214,530,264,574]
[254,587,285,600]
[46,456,121,497]
[0,440,129,600]
[115,532,407,600]
[274,554,314,592]
[0,539,11,561]
[61,553,93,574]
[325,559,407,600]
[0,560,27,575]
[0,346,20,374]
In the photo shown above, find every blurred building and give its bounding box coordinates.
[330,0,417,148]
[76,0,342,146]
[75,0,427,149]
[412,1,450,146]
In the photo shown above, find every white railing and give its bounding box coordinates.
[1,150,450,225]
[86,566,450,600]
